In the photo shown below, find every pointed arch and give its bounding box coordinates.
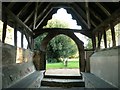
[40,30,85,72]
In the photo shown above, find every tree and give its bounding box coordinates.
[34,18,78,63]
[47,35,78,61]
[43,19,69,28]
[34,33,48,50]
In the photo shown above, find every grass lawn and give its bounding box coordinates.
[46,61,79,69]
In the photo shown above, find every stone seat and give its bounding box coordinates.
[9,71,44,88]
[82,72,118,89]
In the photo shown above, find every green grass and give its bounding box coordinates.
[46,61,79,69]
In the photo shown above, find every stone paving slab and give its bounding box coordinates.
[45,69,80,76]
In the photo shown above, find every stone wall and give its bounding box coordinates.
[1,43,36,88]
[90,46,120,88]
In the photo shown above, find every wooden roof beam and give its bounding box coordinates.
[71,3,86,20]
[93,7,120,33]
[85,2,91,29]
[95,2,111,17]
[89,8,103,23]
[29,3,52,29]
[17,2,32,17]
[3,5,33,36]
[35,8,53,29]
[33,2,38,30]
[33,28,92,39]
[24,2,43,24]
[7,2,16,9]
[91,19,97,28]
[71,3,96,29]
[71,7,89,30]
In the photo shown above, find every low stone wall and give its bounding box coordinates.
[90,46,120,88]
[1,43,36,88]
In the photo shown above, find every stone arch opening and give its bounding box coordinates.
[40,30,85,73]
[45,34,79,75]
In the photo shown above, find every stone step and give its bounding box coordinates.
[41,78,85,87]
[44,75,82,79]
[40,87,85,90]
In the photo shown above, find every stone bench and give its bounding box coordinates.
[9,71,44,88]
[1,43,44,89]
[82,72,118,89]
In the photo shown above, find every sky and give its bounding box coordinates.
[52,8,88,46]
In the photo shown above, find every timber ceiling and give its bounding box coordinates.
[2,2,120,38]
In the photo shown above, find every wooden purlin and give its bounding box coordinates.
[93,7,120,33]
[85,2,91,29]
[17,2,32,17]
[29,3,52,29]
[71,7,89,30]
[95,2,111,17]
[3,5,33,36]
[89,8,103,23]
[7,2,16,9]
[24,2,43,24]
[33,2,38,30]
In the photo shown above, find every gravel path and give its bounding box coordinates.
[45,69,80,76]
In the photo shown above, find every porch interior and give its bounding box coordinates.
[0,1,120,90]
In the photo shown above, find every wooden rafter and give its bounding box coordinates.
[33,2,38,30]
[7,2,16,9]
[17,2,32,17]
[35,8,53,29]
[71,7,89,29]
[91,19,97,28]
[72,3,86,20]
[24,2,43,24]
[85,2,91,29]
[3,5,33,36]
[93,7,120,33]
[89,8,103,23]
[24,11,34,24]
[71,3,97,29]
[95,2,111,16]
[29,3,52,29]
[69,3,89,28]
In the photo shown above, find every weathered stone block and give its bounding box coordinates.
[90,46,120,88]
[2,43,16,65]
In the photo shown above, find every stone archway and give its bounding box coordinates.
[39,30,85,73]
